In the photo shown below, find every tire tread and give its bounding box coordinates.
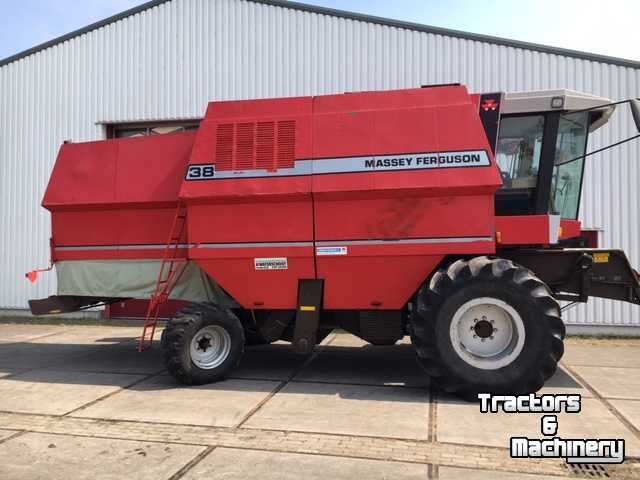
[409,256,564,399]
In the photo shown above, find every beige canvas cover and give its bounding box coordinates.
[55,260,237,306]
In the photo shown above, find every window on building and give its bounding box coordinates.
[108,122,200,139]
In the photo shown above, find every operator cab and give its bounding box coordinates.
[494,90,614,219]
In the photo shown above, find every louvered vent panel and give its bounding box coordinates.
[214,120,296,172]
[235,123,255,170]
[276,120,296,169]
[256,122,275,171]
[215,124,234,171]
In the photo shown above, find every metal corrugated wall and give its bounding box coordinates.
[1,0,638,325]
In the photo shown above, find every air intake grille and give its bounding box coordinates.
[215,120,296,172]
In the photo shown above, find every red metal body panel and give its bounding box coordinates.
[107,299,188,319]
[311,87,498,308]
[496,216,557,246]
[560,219,582,240]
[191,248,314,309]
[181,97,315,308]
[181,86,500,309]
[44,86,528,311]
[45,132,195,254]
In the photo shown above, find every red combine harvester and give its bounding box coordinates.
[29,85,640,399]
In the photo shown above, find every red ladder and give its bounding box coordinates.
[138,203,188,352]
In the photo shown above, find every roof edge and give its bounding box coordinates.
[0,0,171,68]
[1,0,640,70]
[266,0,640,69]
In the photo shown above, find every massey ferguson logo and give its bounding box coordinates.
[364,152,486,169]
[482,98,500,111]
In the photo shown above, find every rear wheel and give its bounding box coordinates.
[409,256,564,400]
[162,303,245,385]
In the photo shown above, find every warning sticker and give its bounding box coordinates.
[254,257,288,270]
[316,246,348,256]
[593,252,610,263]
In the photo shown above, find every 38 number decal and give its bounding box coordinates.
[186,164,215,180]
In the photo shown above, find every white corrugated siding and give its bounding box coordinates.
[0,0,638,325]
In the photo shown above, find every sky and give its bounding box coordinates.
[1,0,639,62]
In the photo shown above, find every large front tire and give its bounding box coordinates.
[409,257,564,400]
[161,303,245,385]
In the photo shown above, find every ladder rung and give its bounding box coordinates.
[140,202,186,351]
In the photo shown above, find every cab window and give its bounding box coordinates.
[550,112,589,219]
[496,115,545,189]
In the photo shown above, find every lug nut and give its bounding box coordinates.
[490,319,495,324]
[473,334,477,338]
[481,338,486,342]
[469,326,474,331]
[474,318,478,323]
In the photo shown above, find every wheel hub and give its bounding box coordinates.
[473,319,494,339]
[449,297,526,370]
[190,325,232,370]
[197,336,212,352]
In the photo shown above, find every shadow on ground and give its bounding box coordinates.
[0,338,581,405]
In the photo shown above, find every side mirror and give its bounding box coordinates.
[630,99,640,133]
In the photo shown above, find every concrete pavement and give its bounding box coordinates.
[0,323,639,479]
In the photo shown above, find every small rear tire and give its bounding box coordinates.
[162,303,245,385]
[409,256,564,400]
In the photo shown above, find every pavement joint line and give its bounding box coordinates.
[0,334,144,381]
[60,368,167,417]
[4,427,212,449]
[567,364,640,370]
[237,425,434,443]
[561,361,640,442]
[38,368,162,376]
[0,411,606,477]
[233,332,338,429]
[219,444,436,466]
[0,328,72,346]
[0,430,27,446]
[228,375,290,382]
[194,445,570,477]
[3,408,633,461]
[604,397,640,402]
[8,411,450,444]
[428,384,438,443]
[0,367,41,381]
[167,445,216,480]
[286,378,430,390]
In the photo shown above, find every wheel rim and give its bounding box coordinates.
[189,325,232,370]
[449,297,525,370]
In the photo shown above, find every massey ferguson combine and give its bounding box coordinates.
[29,85,640,399]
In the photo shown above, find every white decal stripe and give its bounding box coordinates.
[199,241,313,249]
[56,237,493,252]
[313,151,490,174]
[316,237,493,246]
[55,244,190,251]
[186,150,491,180]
